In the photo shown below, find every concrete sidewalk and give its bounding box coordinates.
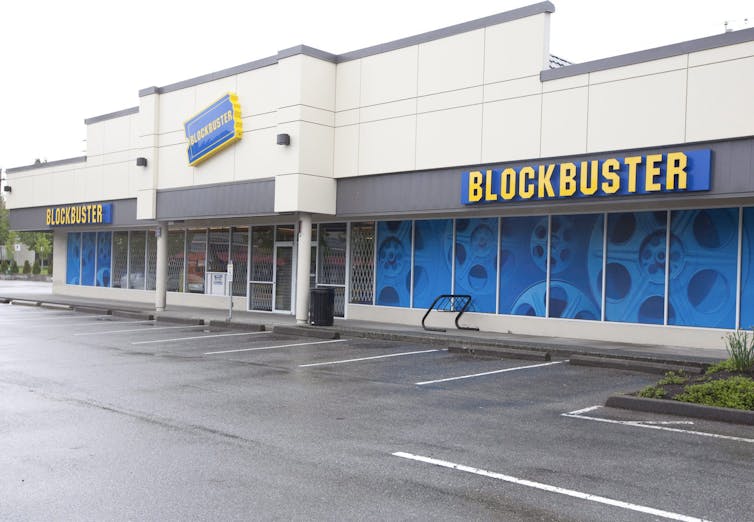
[0,290,730,367]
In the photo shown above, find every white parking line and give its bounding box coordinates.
[416,361,565,386]
[74,324,205,336]
[132,331,267,345]
[205,339,347,355]
[563,406,754,443]
[392,451,709,522]
[299,348,443,367]
[63,319,156,327]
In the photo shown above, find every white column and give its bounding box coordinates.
[155,222,168,311]
[295,213,312,325]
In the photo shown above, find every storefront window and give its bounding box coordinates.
[66,233,81,285]
[741,208,754,329]
[669,208,738,328]
[455,218,497,313]
[375,221,412,307]
[146,231,157,291]
[186,230,206,294]
[249,226,274,310]
[96,232,112,287]
[412,219,452,309]
[81,232,97,286]
[128,231,146,290]
[207,228,230,272]
[111,231,128,288]
[349,222,374,305]
[318,223,347,316]
[500,216,547,316]
[167,231,186,292]
[230,227,248,297]
[605,211,667,324]
[548,214,603,320]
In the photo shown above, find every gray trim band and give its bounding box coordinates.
[84,106,139,125]
[338,2,555,62]
[542,26,754,81]
[7,156,87,174]
[156,179,275,220]
[137,2,554,96]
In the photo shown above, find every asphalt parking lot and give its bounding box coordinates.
[2,303,753,521]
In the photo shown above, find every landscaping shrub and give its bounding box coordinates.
[675,377,754,411]
[22,260,31,274]
[0,260,7,273]
[638,385,666,399]
[9,260,18,274]
[723,330,754,371]
[32,260,41,275]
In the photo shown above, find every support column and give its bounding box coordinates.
[155,221,168,312]
[295,213,312,325]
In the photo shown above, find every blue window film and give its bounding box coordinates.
[454,218,498,313]
[412,219,452,309]
[668,208,738,329]
[741,208,754,329]
[548,214,603,320]
[605,211,667,324]
[375,221,412,307]
[81,232,97,286]
[97,232,112,287]
[66,233,81,285]
[500,216,547,316]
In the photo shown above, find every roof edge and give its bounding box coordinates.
[84,106,139,125]
[542,26,754,81]
[7,156,87,174]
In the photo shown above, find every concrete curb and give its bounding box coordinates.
[570,354,705,375]
[154,315,205,326]
[10,299,40,307]
[208,320,265,331]
[448,345,551,362]
[73,305,112,315]
[606,394,754,425]
[39,303,73,310]
[112,310,155,321]
[273,325,340,340]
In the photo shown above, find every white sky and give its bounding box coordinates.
[0,0,750,171]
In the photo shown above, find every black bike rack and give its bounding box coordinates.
[421,294,479,332]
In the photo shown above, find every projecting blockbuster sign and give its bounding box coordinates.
[461,150,712,205]
[46,202,113,226]
[184,93,243,166]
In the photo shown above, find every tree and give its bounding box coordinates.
[17,231,52,267]
[32,259,41,275]
[0,197,9,248]
[22,260,31,274]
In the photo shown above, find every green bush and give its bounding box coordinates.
[706,359,738,375]
[638,385,666,399]
[723,330,754,371]
[47,257,53,276]
[0,260,7,273]
[658,371,688,385]
[9,260,18,274]
[675,376,754,411]
[32,260,41,275]
[22,260,31,274]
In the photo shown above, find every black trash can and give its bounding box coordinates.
[309,287,335,326]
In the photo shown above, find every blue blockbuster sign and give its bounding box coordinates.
[184,93,243,166]
[46,202,112,226]
[461,149,712,205]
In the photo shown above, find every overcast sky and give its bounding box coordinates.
[1,0,750,171]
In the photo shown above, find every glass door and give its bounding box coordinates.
[273,243,293,312]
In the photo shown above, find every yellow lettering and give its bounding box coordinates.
[645,154,662,192]
[46,209,51,226]
[666,152,688,190]
[519,167,535,199]
[559,163,577,197]
[538,164,555,198]
[579,160,599,196]
[484,170,498,202]
[467,171,483,202]
[500,168,516,200]
[624,156,642,193]
[97,204,103,223]
[601,158,621,194]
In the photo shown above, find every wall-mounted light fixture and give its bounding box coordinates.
[136,157,148,167]
[276,133,291,146]
[3,185,11,193]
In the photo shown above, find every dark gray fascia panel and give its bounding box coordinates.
[337,1,555,62]
[137,2,554,95]
[336,137,754,217]
[542,26,754,81]
[156,179,275,220]
[7,156,87,174]
[8,199,144,231]
[84,106,139,125]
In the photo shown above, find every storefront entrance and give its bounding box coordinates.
[248,225,295,313]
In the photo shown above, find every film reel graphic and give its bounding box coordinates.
[376,221,412,307]
[81,233,97,286]
[412,220,453,307]
[96,233,111,287]
[454,218,498,312]
[66,234,81,285]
